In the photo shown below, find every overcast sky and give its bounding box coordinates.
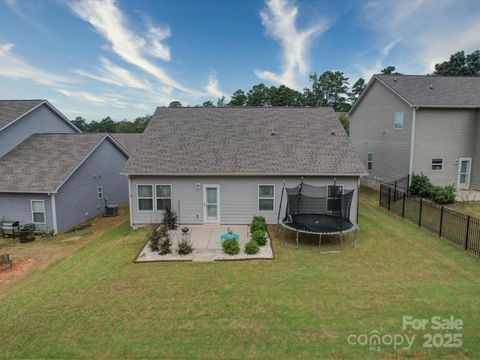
[1,0,480,121]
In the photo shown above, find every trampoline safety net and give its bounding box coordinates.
[282,181,354,233]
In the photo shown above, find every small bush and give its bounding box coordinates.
[250,218,267,233]
[252,215,266,224]
[244,240,260,254]
[252,229,267,246]
[149,223,164,252]
[159,234,172,255]
[409,173,433,197]
[163,207,178,230]
[177,237,193,255]
[222,238,240,255]
[431,184,456,204]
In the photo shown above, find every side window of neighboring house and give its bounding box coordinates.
[31,200,46,224]
[97,186,103,199]
[394,112,404,129]
[367,153,373,171]
[431,158,444,171]
[138,185,154,211]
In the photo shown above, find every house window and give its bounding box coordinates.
[258,185,275,211]
[138,185,154,211]
[31,200,46,224]
[431,158,444,171]
[394,112,404,129]
[327,185,344,212]
[97,186,103,199]
[367,153,373,171]
[156,185,172,211]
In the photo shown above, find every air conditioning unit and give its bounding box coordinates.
[105,205,119,217]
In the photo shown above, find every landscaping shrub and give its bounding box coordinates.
[252,229,267,246]
[163,208,178,230]
[159,234,172,255]
[222,238,240,255]
[244,240,260,254]
[409,173,433,197]
[177,237,193,255]
[431,184,456,204]
[250,217,267,233]
[149,224,161,252]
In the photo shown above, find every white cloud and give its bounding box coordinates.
[358,0,480,75]
[255,0,329,89]
[58,89,115,105]
[0,42,73,86]
[204,73,226,98]
[68,0,194,93]
[74,57,151,90]
[355,40,399,79]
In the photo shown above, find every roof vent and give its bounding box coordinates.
[394,76,397,82]
[331,130,335,136]
[271,128,275,136]
[429,84,433,89]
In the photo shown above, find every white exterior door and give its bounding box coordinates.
[203,185,220,223]
[457,158,472,189]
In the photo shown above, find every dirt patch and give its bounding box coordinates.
[0,259,34,286]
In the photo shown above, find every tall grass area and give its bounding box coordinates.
[0,192,479,359]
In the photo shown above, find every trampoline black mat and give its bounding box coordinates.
[283,214,353,233]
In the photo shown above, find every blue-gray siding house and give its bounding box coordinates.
[0,133,129,233]
[0,100,81,158]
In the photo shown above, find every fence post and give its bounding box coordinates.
[418,199,423,227]
[387,187,391,211]
[406,174,410,196]
[402,192,406,218]
[465,215,470,250]
[439,206,444,237]
[394,180,397,201]
[379,184,382,207]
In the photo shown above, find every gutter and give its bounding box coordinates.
[408,106,418,185]
[50,193,58,235]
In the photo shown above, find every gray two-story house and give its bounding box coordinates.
[349,74,480,190]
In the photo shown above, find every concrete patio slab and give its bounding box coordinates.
[136,224,273,262]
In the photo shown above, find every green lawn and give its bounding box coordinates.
[0,191,479,359]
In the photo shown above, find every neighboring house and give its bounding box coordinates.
[0,133,129,233]
[122,107,366,227]
[111,133,142,154]
[349,74,480,190]
[0,100,81,157]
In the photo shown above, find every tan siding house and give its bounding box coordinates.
[349,74,480,191]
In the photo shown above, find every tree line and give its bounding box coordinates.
[74,50,480,134]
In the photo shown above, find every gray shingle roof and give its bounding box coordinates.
[376,74,480,107]
[111,133,142,154]
[0,133,109,193]
[123,107,366,176]
[0,100,44,130]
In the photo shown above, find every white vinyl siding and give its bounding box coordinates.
[137,185,154,211]
[394,112,404,129]
[431,158,444,171]
[31,200,46,224]
[156,184,172,211]
[258,185,275,212]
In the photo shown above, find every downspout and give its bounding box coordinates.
[408,106,418,185]
[127,175,133,228]
[50,193,58,235]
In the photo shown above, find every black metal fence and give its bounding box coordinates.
[380,184,480,257]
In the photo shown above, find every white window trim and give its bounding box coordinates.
[31,199,46,225]
[137,184,154,212]
[326,184,344,213]
[431,158,444,171]
[367,152,373,171]
[394,111,404,129]
[97,186,103,199]
[258,184,275,212]
[155,184,172,212]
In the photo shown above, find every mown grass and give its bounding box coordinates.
[0,192,479,359]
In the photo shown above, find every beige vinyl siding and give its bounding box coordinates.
[470,111,480,190]
[129,176,359,226]
[350,80,412,182]
[413,109,477,187]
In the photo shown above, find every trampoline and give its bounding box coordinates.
[277,179,358,248]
